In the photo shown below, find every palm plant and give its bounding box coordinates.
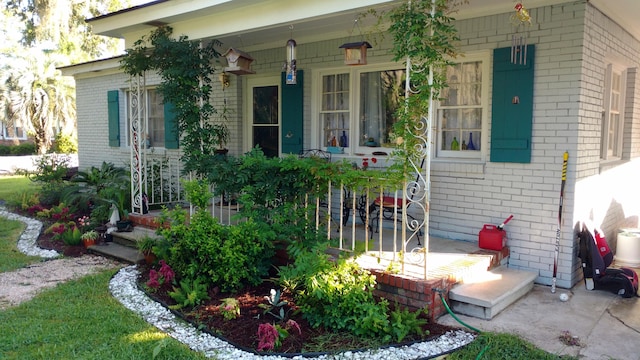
[0,50,76,154]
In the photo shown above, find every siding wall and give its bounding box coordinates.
[73,1,640,289]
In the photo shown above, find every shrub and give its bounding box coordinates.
[10,143,37,155]
[50,133,77,154]
[0,145,10,155]
[162,209,276,292]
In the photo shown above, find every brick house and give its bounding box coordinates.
[61,0,640,290]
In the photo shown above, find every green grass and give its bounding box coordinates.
[448,332,578,360]
[0,270,207,360]
[0,217,42,272]
[0,175,40,212]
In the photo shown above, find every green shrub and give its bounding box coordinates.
[168,277,210,310]
[0,145,10,155]
[162,209,276,292]
[9,143,37,155]
[50,132,77,154]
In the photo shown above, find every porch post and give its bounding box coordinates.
[129,73,147,215]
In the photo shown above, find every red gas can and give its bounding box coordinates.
[479,224,506,251]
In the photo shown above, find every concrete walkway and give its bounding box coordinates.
[437,273,640,360]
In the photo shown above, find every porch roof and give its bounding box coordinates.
[87,0,640,52]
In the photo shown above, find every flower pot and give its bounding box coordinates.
[83,238,96,248]
[143,251,157,265]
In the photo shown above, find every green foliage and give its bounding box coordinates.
[18,153,72,206]
[50,132,77,154]
[389,306,428,342]
[120,26,224,176]
[259,288,289,321]
[182,179,210,210]
[168,277,210,310]
[61,226,82,246]
[0,143,37,156]
[158,205,276,292]
[219,298,240,320]
[61,161,130,223]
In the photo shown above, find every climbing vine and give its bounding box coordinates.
[120,26,223,176]
[385,0,465,169]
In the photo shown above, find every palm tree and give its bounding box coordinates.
[0,50,75,154]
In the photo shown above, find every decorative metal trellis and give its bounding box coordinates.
[129,73,147,215]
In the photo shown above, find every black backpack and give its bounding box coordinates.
[594,267,639,298]
[578,223,639,297]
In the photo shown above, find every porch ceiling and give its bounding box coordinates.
[92,0,640,52]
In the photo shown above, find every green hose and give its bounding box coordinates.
[438,291,482,333]
[437,290,489,359]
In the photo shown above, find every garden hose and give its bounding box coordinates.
[434,289,490,359]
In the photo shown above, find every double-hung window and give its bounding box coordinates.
[126,88,166,148]
[316,64,406,153]
[436,53,488,159]
[601,64,626,161]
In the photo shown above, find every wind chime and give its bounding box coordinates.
[510,2,532,65]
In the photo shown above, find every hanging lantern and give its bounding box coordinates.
[339,41,372,65]
[284,38,297,84]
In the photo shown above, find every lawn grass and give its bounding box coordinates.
[0,269,206,360]
[0,217,42,272]
[448,332,577,359]
[0,175,40,210]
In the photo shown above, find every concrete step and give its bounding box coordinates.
[87,242,145,264]
[111,226,159,248]
[448,266,538,320]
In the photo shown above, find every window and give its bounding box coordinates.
[601,64,626,160]
[436,54,488,159]
[2,120,26,140]
[316,65,405,152]
[126,88,165,148]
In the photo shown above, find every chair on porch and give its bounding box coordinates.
[368,157,425,246]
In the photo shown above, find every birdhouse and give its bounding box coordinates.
[339,41,372,65]
[223,48,255,75]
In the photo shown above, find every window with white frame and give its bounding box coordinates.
[317,65,405,152]
[126,88,165,148]
[2,120,27,140]
[436,53,488,159]
[601,64,626,160]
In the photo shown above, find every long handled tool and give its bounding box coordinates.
[551,151,569,293]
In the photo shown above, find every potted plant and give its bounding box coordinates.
[137,236,157,264]
[81,230,98,247]
[213,123,230,155]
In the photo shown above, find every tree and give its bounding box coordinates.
[0,0,127,153]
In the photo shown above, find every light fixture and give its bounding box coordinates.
[339,41,372,65]
[219,72,230,90]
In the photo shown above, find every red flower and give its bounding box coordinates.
[256,323,278,351]
[158,260,175,283]
[146,269,160,289]
[515,3,523,11]
[371,157,377,164]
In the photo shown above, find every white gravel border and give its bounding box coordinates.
[0,206,59,258]
[2,205,476,359]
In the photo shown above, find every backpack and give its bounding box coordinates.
[594,267,639,298]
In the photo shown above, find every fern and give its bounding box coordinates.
[168,277,210,310]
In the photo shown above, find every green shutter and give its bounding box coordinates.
[281,70,303,155]
[107,90,120,147]
[164,102,179,149]
[490,45,535,163]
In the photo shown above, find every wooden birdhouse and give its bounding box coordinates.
[339,41,372,65]
[223,48,255,75]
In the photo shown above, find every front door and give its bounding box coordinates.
[247,77,280,157]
